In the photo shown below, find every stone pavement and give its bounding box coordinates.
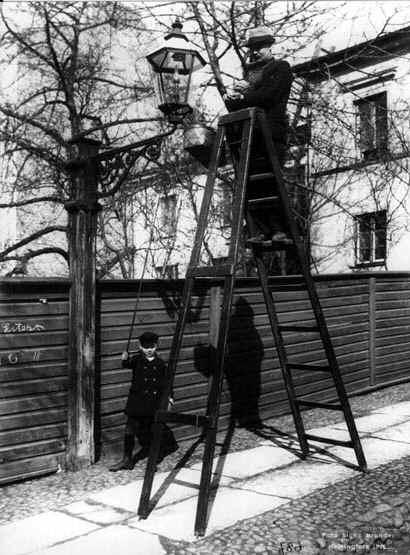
[2,400,410,555]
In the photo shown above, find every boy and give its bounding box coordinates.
[109,331,177,471]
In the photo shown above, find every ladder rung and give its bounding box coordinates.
[220,108,254,125]
[279,325,319,333]
[155,410,210,428]
[296,400,343,411]
[227,139,242,147]
[287,363,331,373]
[304,433,353,448]
[245,239,294,251]
[187,264,234,278]
[247,195,279,208]
[248,172,274,182]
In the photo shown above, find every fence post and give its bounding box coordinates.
[65,138,101,470]
[368,276,376,386]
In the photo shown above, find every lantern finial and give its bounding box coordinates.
[172,17,183,31]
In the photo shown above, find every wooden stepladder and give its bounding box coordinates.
[137,107,367,537]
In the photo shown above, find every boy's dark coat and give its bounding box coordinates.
[122,352,167,418]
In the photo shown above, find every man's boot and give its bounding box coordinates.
[109,434,134,471]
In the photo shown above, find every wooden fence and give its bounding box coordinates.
[1,272,410,484]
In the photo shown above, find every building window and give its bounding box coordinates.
[355,210,387,266]
[155,263,179,279]
[160,194,177,238]
[355,92,388,161]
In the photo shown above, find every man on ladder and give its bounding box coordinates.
[224,26,292,169]
[224,26,294,257]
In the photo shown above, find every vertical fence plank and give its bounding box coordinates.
[368,277,376,386]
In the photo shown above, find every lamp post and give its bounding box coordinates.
[65,19,205,471]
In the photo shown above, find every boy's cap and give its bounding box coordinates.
[245,26,275,48]
[139,331,159,347]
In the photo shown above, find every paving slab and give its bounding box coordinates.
[0,511,98,555]
[305,425,352,442]
[329,435,410,469]
[332,411,410,433]
[371,401,410,417]
[371,420,410,443]
[235,458,353,499]
[63,500,130,524]
[36,525,165,555]
[129,486,286,541]
[89,468,232,513]
[191,445,300,479]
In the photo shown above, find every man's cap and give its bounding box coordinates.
[139,331,159,346]
[245,26,275,48]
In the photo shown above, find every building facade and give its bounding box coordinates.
[294,25,410,273]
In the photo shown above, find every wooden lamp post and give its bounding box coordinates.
[65,19,205,470]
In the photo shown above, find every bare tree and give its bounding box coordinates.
[0,1,159,276]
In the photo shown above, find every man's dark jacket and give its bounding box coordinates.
[225,59,293,143]
[122,352,168,418]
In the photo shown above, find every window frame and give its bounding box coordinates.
[354,210,387,268]
[159,193,178,239]
[354,91,388,162]
[155,263,179,279]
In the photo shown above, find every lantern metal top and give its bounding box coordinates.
[146,18,206,75]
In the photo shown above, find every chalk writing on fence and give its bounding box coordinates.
[0,322,45,334]
[0,351,41,365]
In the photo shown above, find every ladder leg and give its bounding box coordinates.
[252,249,309,458]
[194,274,237,536]
[194,118,255,536]
[255,110,367,471]
[137,421,163,518]
[194,425,217,536]
[330,373,367,471]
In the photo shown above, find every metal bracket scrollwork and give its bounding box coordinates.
[97,137,163,194]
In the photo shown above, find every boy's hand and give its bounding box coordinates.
[168,397,175,411]
[121,351,129,361]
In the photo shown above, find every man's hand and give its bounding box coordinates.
[233,79,249,93]
[121,351,129,361]
[167,397,175,411]
[224,91,244,102]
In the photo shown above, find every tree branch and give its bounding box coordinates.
[0,225,67,258]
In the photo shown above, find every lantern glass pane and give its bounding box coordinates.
[159,71,189,106]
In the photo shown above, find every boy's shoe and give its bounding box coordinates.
[157,443,179,464]
[109,456,134,472]
[133,447,150,463]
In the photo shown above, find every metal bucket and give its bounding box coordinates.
[183,124,216,167]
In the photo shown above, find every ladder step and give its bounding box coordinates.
[279,325,319,333]
[220,108,254,125]
[247,195,279,209]
[245,238,294,251]
[296,400,343,410]
[287,363,332,373]
[187,264,234,278]
[248,172,274,182]
[155,410,210,428]
[304,433,354,448]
